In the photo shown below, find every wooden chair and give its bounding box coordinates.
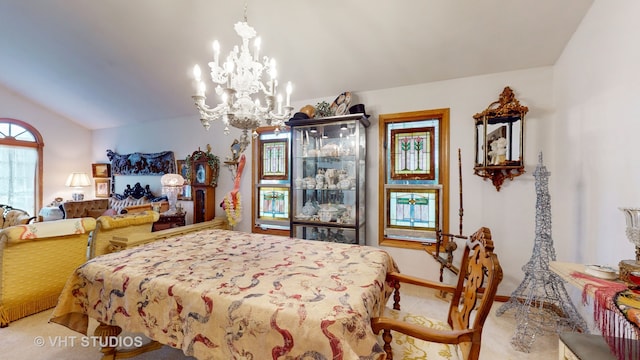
[371,227,503,360]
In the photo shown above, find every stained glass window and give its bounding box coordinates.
[387,187,439,231]
[260,139,288,179]
[390,127,435,180]
[258,186,289,221]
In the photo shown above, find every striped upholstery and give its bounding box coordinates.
[0,217,96,326]
[88,211,159,259]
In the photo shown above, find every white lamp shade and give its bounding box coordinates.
[65,172,91,187]
[161,173,185,187]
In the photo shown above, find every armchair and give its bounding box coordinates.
[371,227,503,360]
[0,204,35,229]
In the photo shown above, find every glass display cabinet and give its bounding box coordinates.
[285,113,369,244]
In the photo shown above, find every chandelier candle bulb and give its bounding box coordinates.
[277,94,282,114]
[286,82,292,106]
[213,40,220,64]
[254,37,260,59]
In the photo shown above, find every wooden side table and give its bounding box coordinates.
[152,212,186,231]
[559,332,616,360]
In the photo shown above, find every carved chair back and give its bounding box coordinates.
[447,226,503,358]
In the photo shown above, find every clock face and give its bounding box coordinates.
[195,163,206,184]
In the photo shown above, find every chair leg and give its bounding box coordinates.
[381,329,393,359]
[392,280,401,310]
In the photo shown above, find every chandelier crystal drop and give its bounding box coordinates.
[191,14,293,150]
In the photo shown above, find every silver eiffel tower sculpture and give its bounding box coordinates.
[496,153,587,352]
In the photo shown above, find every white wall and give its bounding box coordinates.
[0,83,92,206]
[15,0,637,299]
[91,67,553,294]
[92,117,249,224]
[553,0,640,266]
[358,68,553,291]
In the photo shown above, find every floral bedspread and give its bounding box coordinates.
[50,229,398,360]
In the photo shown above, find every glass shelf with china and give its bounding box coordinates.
[285,113,369,245]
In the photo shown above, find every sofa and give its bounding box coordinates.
[61,199,110,219]
[0,217,96,326]
[0,204,35,229]
[88,210,160,259]
[61,183,168,219]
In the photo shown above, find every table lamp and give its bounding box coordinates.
[161,173,185,214]
[65,172,91,201]
[619,207,640,282]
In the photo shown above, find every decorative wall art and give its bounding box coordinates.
[390,127,435,180]
[473,86,528,191]
[106,149,176,175]
[94,179,111,198]
[175,159,188,179]
[176,159,191,200]
[91,163,111,178]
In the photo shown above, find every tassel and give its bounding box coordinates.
[0,294,59,326]
[0,306,10,327]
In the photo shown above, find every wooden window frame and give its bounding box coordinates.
[378,109,450,250]
[251,126,291,236]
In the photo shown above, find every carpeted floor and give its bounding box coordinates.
[0,284,560,359]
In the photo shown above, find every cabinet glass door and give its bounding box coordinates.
[287,114,368,244]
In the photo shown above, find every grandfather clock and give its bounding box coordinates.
[188,146,219,223]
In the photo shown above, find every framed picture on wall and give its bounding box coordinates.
[95,179,111,198]
[176,160,189,182]
[175,160,191,200]
[92,163,111,178]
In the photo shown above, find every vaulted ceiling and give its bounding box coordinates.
[0,1,593,130]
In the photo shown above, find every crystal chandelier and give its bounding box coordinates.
[191,9,293,150]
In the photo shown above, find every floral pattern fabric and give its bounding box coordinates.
[51,229,398,360]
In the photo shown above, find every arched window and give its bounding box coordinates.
[0,118,44,215]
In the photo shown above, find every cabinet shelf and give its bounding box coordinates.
[288,114,368,245]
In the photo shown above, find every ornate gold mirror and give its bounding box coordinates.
[473,86,529,191]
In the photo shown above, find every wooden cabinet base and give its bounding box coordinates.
[94,323,163,359]
[152,212,186,231]
[558,333,616,360]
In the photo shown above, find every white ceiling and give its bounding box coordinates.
[0,0,593,130]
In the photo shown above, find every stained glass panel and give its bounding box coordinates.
[260,139,288,180]
[387,187,438,231]
[390,127,435,180]
[258,187,289,220]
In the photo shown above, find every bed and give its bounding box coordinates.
[50,229,398,359]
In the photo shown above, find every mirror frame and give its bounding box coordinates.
[473,87,529,191]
